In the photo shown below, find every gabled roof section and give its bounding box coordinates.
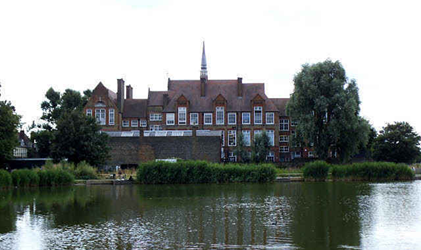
[92,82,117,105]
[270,98,290,116]
[123,99,147,118]
[160,79,279,112]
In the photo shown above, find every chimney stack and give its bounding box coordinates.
[126,85,133,99]
[237,77,243,97]
[117,78,125,112]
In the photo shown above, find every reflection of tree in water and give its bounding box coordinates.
[288,182,372,250]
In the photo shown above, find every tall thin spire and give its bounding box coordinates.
[200,41,208,79]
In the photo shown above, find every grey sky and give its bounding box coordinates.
[1,0,420,134]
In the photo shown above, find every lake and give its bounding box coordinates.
[0,181,420,249]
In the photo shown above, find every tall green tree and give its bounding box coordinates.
[251,131,270,163]
[287,59,369,162]
[234,132,250,163]
[51,110,110,166]
[0,84,21,166]
[34,87,92,158]
[372,122,421,163]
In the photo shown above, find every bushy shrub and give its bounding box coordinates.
[38,169,74,186]
[11,169,40,187]
[137,161,276,184]
[331,162,414,181]
[302,161,330,181]
[74,161,97,180]
[0,170,12,188]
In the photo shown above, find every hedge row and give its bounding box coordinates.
[331,162,414,181]
[302,161,330,181]
[137,161,276,184]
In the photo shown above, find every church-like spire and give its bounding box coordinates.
[200,41,208,79]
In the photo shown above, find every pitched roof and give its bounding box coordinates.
[161,80,279,112]
[270,98,289,116]
[148,91,170,106]
[123,99,147,118]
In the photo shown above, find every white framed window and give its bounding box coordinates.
[228,130,236,146]
[216,107,224,125]
[190,113,198,125]
[109,109,115,125]
[131,120,138,127]
[150,125,162,131]
[254,106,262,124]
[228,113,236,125]
[293,151,301,158]
[242,112,250,125]
[86,109,92,117]
[268,130,275,146]
[308,151,314,158]
[280,146,289,153]
[254,130,262,141]
[266,112,274,124]
[178,107,186,125]
[291,120,298,126]
[150,113,162,121]
[95,109,106,125]
[280,119,289,131]
[204,113,212,125]
[280,135,289,142]
[166,113,175,125]
[242,130,251,146]
[122,120,129,127]
[266,151,275,162]
[140,120,147,127]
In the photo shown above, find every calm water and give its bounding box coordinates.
[0,181,420,250]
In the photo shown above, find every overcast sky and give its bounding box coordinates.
[1,0,420,134]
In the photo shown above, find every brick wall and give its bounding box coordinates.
[106,136,221,166]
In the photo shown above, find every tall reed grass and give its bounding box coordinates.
[137,161,276,184]
[11,169,40,187]
[302,161,330,181]
[0,170,12,188]
[331,162,414,181]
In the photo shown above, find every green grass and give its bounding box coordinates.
[137,161,276,184]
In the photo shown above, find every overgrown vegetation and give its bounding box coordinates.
[0,169,12,188]
[302,161,330,181]
[74,161,98,180]
[37,169,74,186]
[11,169,40,187]
[137,161,276,184]
[331,162,414,181]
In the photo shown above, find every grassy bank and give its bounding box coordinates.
[137,161,276,184]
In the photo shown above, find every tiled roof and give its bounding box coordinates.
[123,99,147,118]
[270,98,290,116]
[148,91,170,106]
[162,80,279,112]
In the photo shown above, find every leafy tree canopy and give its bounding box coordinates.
[0,84,21,165]
[287,59,370,162]
[51,110,110,166]
[234,132,250,163]
[373,122,421,164]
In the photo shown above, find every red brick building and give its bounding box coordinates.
[84,44,312,162]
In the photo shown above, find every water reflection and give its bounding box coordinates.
[0,182,421,249]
